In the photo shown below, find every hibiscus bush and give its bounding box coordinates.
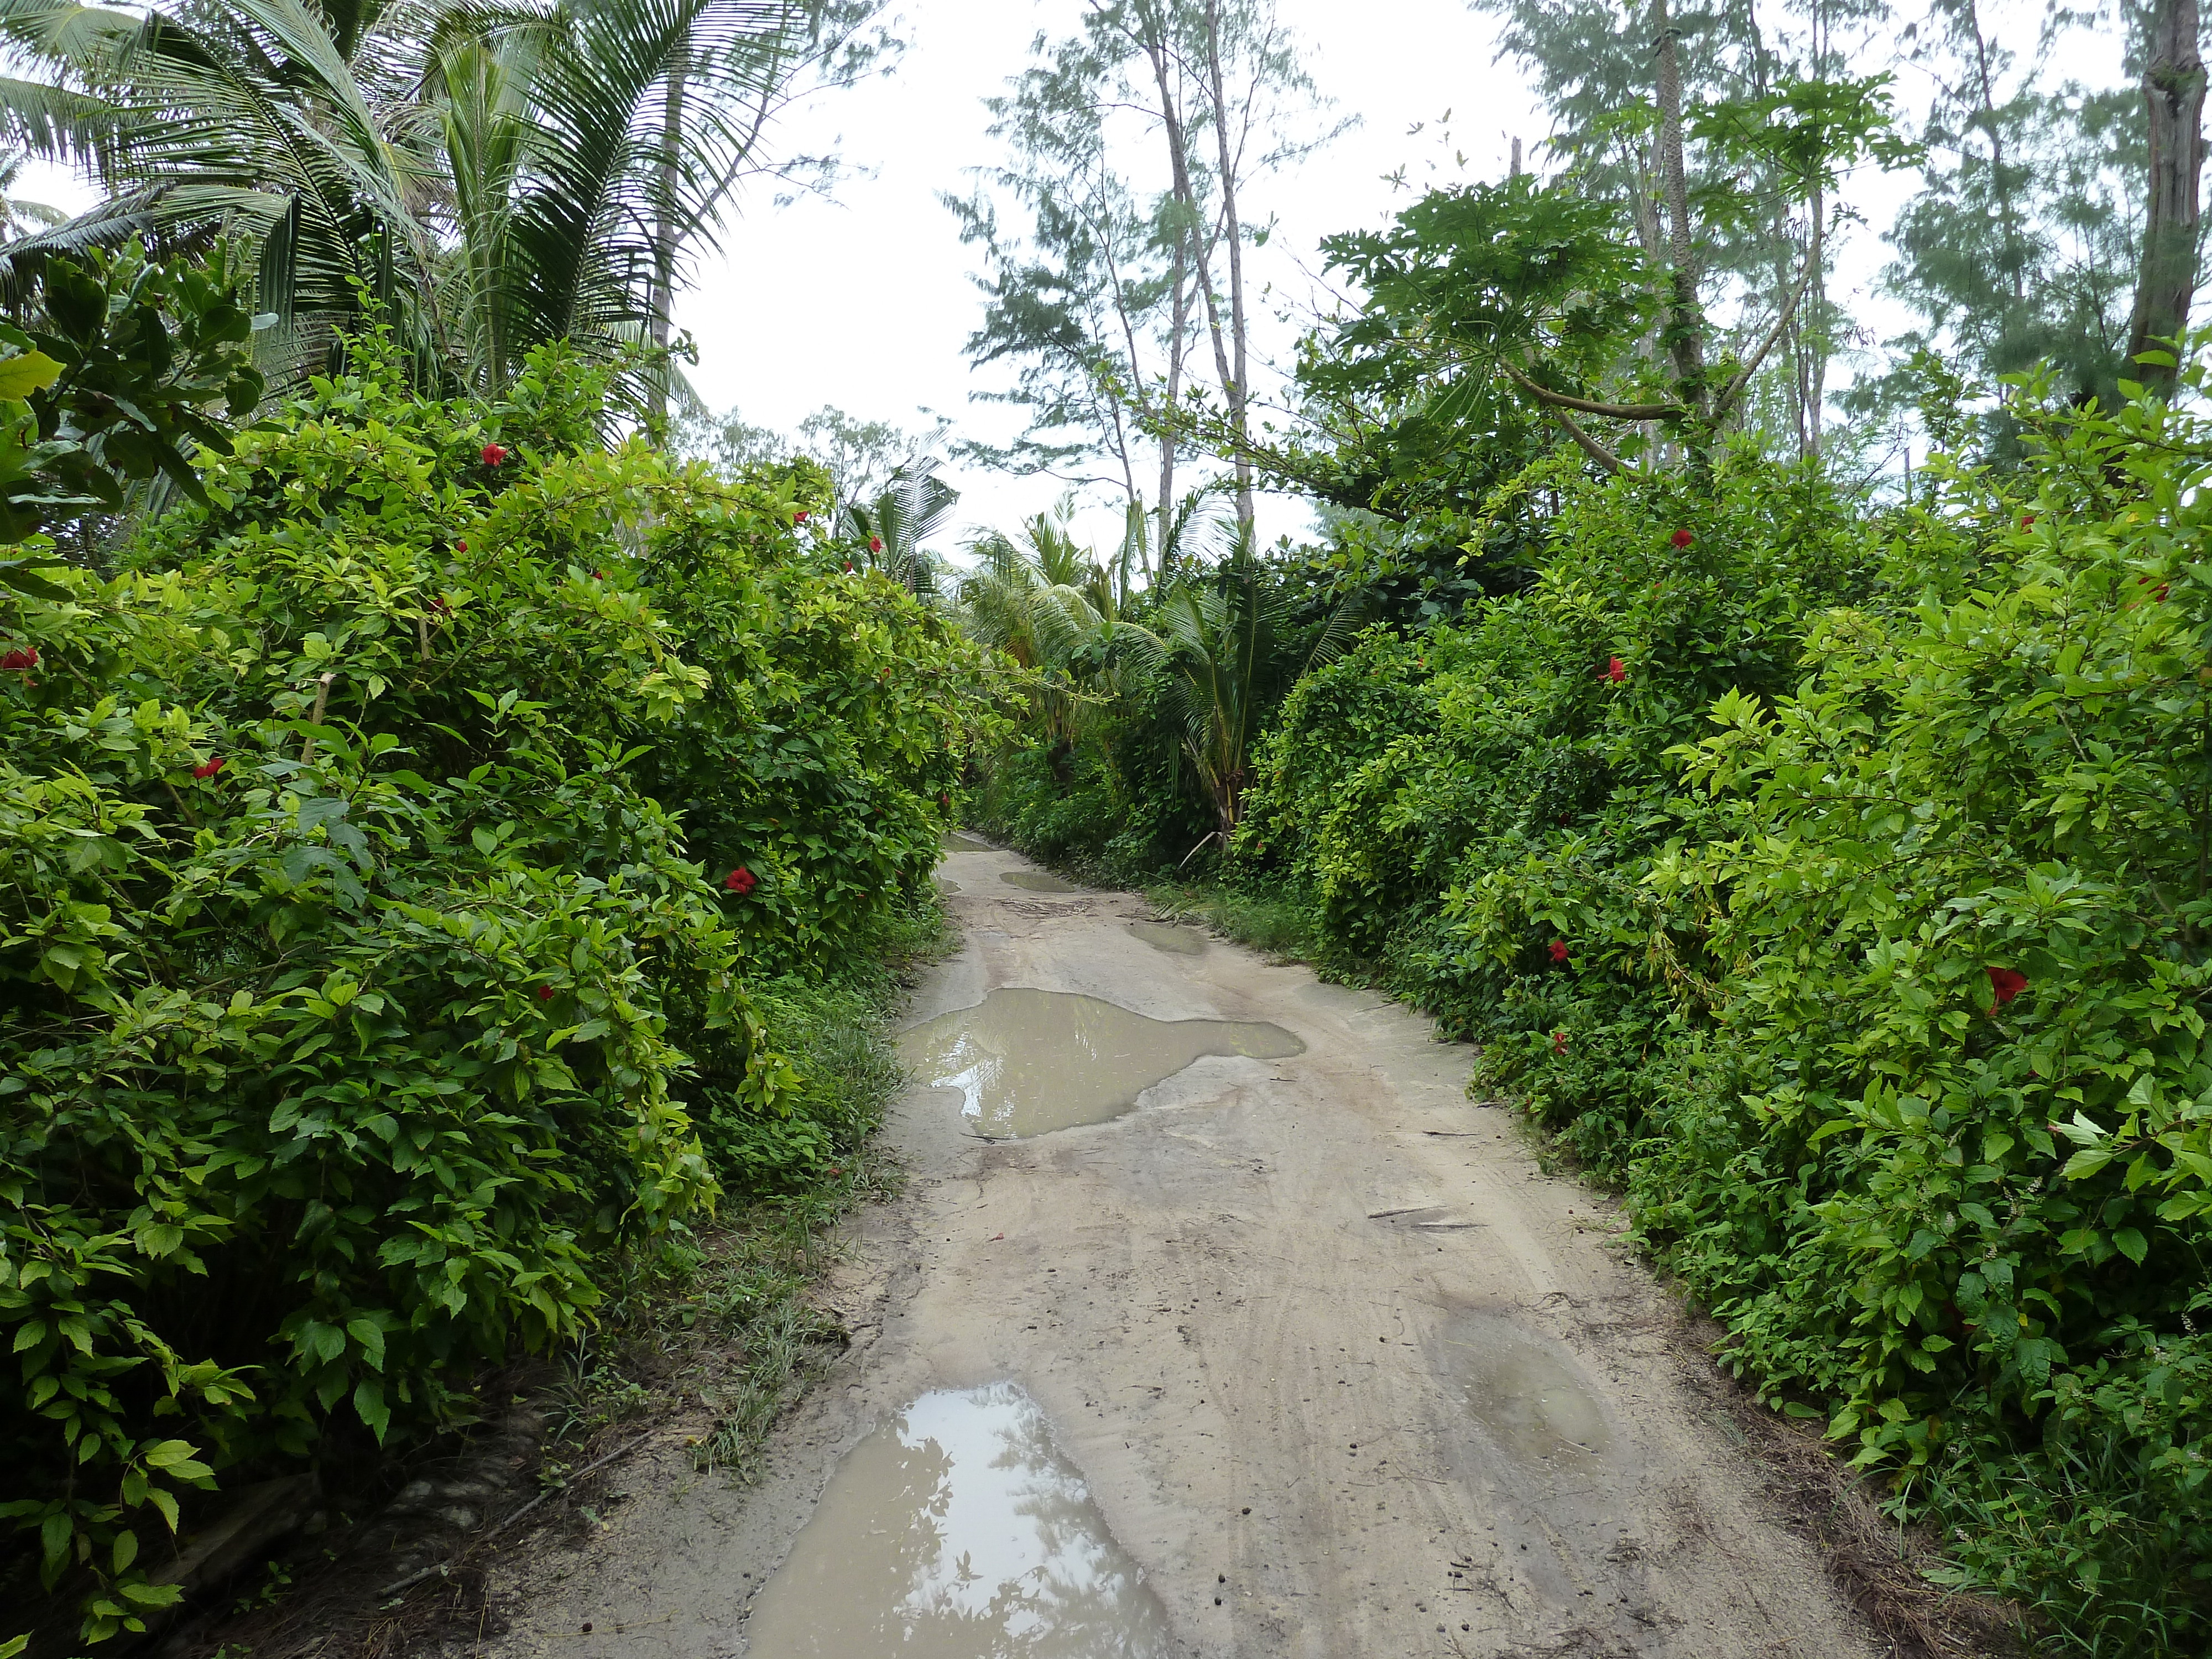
[1,304,999,1642]
[1221,372,2212,1646]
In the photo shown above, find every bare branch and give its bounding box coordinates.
[1714,257,1819,418]
[1498,359,1682,421]
[1546,405,1626,473]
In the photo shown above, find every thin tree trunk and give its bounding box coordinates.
[1203,0,1255,533]
[1961,2,2026,312]
[2128,0,2207,397]
[649,58,685,424]
[1807,181,1825,454]
[1159,225,1190,575]
[1141,20,1239,534]
[1652,0,1708,425]
[1631,135,1667,463]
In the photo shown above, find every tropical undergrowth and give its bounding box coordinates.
[974,373,2212,1653]
[545,893,952,1491]
[0,255,1004,1646]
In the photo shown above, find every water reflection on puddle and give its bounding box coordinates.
[1000,870,1081,893]
[1125,921,1204,956]
[743,1383,1176,1658]
[1441,1312,1611,1468]
[901,987,1304,1138]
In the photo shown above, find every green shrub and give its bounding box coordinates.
[1229,381,2212,1646]
[0,326,999,1640]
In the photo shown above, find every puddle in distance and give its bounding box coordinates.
[743,1382,1176,1658]
[1000,870,1081,894]
[944,831,995,853]
[901,987,1303,1138]
[1442,1312,1611,1468]
[938,879,962,895]
[1125,921,1205,956]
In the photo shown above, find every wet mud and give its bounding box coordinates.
[1125,920,1206,956]
[999,870,1082,894]
[899,985,1303,1139]
[742,1382,1176,1657]
[466,845,1884,1659]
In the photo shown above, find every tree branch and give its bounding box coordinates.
[1498,359,1682,421]
[1545,404,1626,473]
[1714,257,1819,419]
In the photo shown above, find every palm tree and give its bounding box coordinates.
[1153,551,1278,848]
[841,453,956,599]
[1152,529,1368,853]
[0,145,64,239]
[955,513,1170,753]
[0,0,874,398]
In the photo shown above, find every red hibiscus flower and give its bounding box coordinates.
[1670,529,1693,549]
[192,756,226,780]
[725,866,757,896]
[455,539,468,554]
[538,984,556,1001]
[795,510,810,524]
[2020,514,2036,530]
[1986,967,2028,1009]
[481,442,508,467]
[1,645,36,672]
[1548,940,1570,964]
[869,536,884,553]
[1552,1030,1569,1055]
[1601,656,1626,683]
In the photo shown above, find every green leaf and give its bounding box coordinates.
[354,1376,390,1443]
[0,351,64,399]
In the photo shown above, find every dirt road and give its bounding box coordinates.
[475,843,1881,1658]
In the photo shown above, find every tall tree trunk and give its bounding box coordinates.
[1203,0,1255,534]
[1159,223,1190,575]
[1140,19,1239,536]
[649,58,685,424]
[1960,2,2027,317]
[1803,183,1825,455]
[1630,134,1667,463]
[1651,0,1708,426]
[2128,0,2207,397]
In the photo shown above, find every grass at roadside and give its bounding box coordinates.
[536,896,955,1487]
[1141,878,1317,959]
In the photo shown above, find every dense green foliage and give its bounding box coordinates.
[0,278,997,1641]
[983,383,2212,1650]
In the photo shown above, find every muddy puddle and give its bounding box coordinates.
[1125,921,1205,956]
[938,879,962,894]
[944,831,994,853]
[742,1382,1175,1657]
[1000,870,1082,893]
[1441,1312,1611,1469]
[901,987,1305,1138]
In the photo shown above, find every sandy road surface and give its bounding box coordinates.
[472,843,1879,1659]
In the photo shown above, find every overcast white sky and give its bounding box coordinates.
[18,0,2127,556]
[672,0,2108,555]
[676,0,1559,553]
